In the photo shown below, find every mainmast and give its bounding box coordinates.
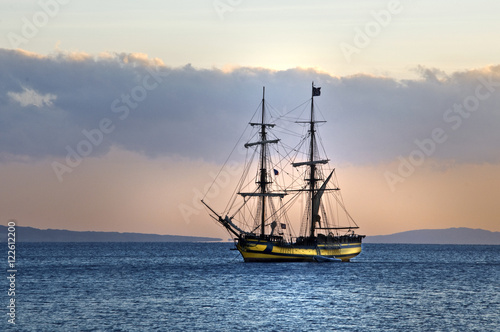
[259,87,267,237]
[309,82,318,238]
[291,83,327,238]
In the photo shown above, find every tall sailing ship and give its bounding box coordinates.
[202,83,365,262]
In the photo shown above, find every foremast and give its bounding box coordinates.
[203,87,284,239]
[239,87,283,237]
[258,87,269,237]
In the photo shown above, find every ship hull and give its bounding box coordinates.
[236,237,363,262]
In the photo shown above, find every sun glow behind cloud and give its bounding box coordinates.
[4,1,499,80]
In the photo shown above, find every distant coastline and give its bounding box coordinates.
[0,225,221,242]
[1,225,498,244]
[364,227,500,245]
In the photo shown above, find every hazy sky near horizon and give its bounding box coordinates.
[0,1,499,238]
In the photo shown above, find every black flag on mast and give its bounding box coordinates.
[312,86,321,96]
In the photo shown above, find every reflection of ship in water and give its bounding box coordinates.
[202,83,364,262]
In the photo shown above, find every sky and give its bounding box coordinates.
[0,1,499,239]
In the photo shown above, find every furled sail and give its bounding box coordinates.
[311,170,334,225]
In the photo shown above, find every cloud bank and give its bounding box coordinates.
[1,48,499,165]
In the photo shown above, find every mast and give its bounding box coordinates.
[259,87,267,236]
[309,82,317,238]
[291,83,325,238]
[239,87,283,237]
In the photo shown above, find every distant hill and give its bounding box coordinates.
[364,227,500,245]
[0,225,221,242]
[2,225,497,244]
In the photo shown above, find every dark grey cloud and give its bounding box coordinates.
[1,48,499,164]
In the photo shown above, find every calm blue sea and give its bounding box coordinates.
[3,243,499,331]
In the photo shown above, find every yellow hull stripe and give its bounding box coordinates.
[237,242,362,262]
